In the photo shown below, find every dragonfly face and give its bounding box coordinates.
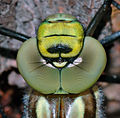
[37,14,84,69]
[17,13,106,94]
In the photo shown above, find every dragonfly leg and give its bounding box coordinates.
[0,25,30,42]
[86,0,113,36]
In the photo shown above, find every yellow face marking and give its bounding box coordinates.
[37,14,84,59]
[38,36,83,58]
[53,62,67,68]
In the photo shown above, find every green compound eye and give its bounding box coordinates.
[17,36,106,94]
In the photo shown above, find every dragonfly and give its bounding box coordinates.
[0,0,120,118]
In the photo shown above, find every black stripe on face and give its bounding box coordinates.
[44,34,76,38]
[46,20,78,23]
[47,44,72,54]
[48,20,72,23]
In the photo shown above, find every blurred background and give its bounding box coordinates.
[0,0,120,118]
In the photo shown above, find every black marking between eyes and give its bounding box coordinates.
[47,44,72,54]
[44,34,76,38]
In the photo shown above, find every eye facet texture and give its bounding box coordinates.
[17,36,106,94]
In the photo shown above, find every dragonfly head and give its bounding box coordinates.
[37,13,84,69]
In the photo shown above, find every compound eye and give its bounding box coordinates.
[61,36,107,93]
[17,38,59,94]
[17,36,106,94]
